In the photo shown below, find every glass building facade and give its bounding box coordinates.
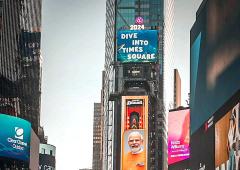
[103,0,174,169]
[0,0,42,135]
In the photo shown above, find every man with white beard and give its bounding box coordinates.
[123,131,146,170]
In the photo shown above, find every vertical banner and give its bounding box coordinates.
[168,109,190,165]
[121,96,148,170]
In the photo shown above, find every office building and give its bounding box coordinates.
[92,103,103,170]
[102,0,174,169]
[39,143,56,170]
[190,0,240,169]
[0,0,42,168]
[173,69,181,108]
[0,0,42,134]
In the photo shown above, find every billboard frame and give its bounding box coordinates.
[120,96,148,170]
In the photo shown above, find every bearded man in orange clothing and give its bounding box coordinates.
[123,131,146,170]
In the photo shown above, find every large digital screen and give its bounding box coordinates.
[121,96,148,170]
[190,0,240,133]
[117,30,158,63]
[168,109,190,165]
[0,114,31,161]
[215,102,240,170]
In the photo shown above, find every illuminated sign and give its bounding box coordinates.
[117,30,158,63]
[168,109,190,165]
[121,96,148,170]
[0,114,31,161]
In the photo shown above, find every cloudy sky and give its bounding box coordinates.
[41,0,202,169]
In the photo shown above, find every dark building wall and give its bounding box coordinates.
[190,0,240,134]
[190,0,240,169]
[0,0,42,134]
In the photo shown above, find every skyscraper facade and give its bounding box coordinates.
[174,69,181,108]
[102,0,174,169]
[0,0,42,134]
[92,103,103,170]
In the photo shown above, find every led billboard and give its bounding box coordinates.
[0,114,31,161]
[215,102,240,170]
[190,0,240,133]
[121,96,148,170]
[168,108,190,165]
[117,30,158,63]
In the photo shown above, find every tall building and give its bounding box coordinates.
[39,143,56,170]
[0,0,42,134]
[0,0,42,168]
[173,69,181,108]
[92,103,103,170]
[102,0,174,169]
[190,0,240,169]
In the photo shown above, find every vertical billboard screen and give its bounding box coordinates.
[215,102,240,170]
[190,0,240,133]
[168,109,190,165]
[0,114,31,161]
[117,30,158,63]
[121,96,148,170]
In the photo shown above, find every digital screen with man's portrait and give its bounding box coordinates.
[121,96,148,170]
[122,130,146,170]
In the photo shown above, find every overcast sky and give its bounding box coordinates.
[41,0,202,169]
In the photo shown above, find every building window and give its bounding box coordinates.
[41,148,45,154]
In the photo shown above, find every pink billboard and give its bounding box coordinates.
[168,108,190,165]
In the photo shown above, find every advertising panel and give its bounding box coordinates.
[0,114,31,161]
[117,30,158,63]
[190,0,240,133]
[168,109,190,165]
[19,31,41,66]
[215,102,240,170]
[190,116,215,170]
[121,96,148,170]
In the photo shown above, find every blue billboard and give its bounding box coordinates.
[0,114,31,161]
[117,30,158,63]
